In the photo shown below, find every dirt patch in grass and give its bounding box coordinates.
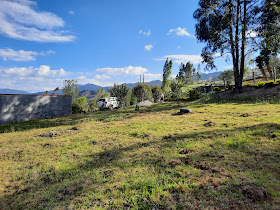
[38,130,60,138]
[37,129,78,138]
[179,149,193,154]
[242,184,271,201]
[203,121,216,127]
[240,113,251,117]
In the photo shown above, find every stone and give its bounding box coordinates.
[180,108,192,114]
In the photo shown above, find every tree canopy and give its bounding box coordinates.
[193,0,261,88]
[161,58,173,93]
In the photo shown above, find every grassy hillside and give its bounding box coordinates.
[0,101,280,209]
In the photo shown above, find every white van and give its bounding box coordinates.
[97,97,119,110]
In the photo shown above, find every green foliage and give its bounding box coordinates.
[52,87,59,95]
[177,62,196,85]
[100,93,110,98]
[151,85,162,103]
[214,87,222,93]
[89,101,97,111]
[72,97,88,113]
[72,102,83,114]
[132,83,152,103]
[135,105,140,111]
[109,84,131,107]
[45,90,49,95]
[218,70,234,88]
[130,96,137,105]
[170,79,184,100]
[193,0,260,88]
[256,0,280,78]
[244,80,279,88]
[188,89,202,101]
[161,58,173,94]
[62,80,80,100]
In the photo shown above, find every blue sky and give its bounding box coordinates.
[0,0,233,92]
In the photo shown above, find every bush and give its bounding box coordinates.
[152,86,162,103]
[72,97,88,113]
[214,87,222,93]
[130,96,137,105]
[109,84,131,108]
[188,89,202,101]
[132,83,153,103]
[244,80,279,88]
[164,97,173,102]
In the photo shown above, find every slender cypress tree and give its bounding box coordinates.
[161,58,173,94]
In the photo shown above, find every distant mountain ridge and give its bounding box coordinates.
[0,76,219,95]
[0,80,162,95]
[0,89,30,94]
[199,71,222,80]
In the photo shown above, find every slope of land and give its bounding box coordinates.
[0,101,279,209]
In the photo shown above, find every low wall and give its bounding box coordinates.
[0,94,72,126]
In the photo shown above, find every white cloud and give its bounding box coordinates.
[96,65,148,76]
[167,27,194,37]
[139,29,151,37]
[0,0,75,42]
[39,50,56,56]
[144,44,153,51]
[0,65,67,77]
[68,10,75,15]
[247,30,258,38]
[155,54,203,64]
[77,76,113,87]
[0,65,69,92]
[0,48,56,61]
[144,73,161,81]
[94,74,111,80]
[224,65,233,70]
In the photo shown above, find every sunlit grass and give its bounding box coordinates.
[0,101,280,209]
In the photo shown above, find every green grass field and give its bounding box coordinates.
[0,101,280,209]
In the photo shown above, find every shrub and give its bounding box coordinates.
[72,97,88,113]
[179,97,188,101]
[130,96,137,105]
[152,86,162,103]
[109,84,131,108]
[164,97,173,102]
[244,80,279,88]
[188,89,202,101]
[132,83,153,103]
[89,101,97,111]
[214,87,222,93]
[170,79,183,100]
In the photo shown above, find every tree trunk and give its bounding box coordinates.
[229,0,238,89]
[266,65,273,80]
[259,67,268,80]
[234,0,241,89]
[239,0,247,89]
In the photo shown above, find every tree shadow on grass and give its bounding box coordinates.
[1,123,279,209]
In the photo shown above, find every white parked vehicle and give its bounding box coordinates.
[97,97,119,110]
